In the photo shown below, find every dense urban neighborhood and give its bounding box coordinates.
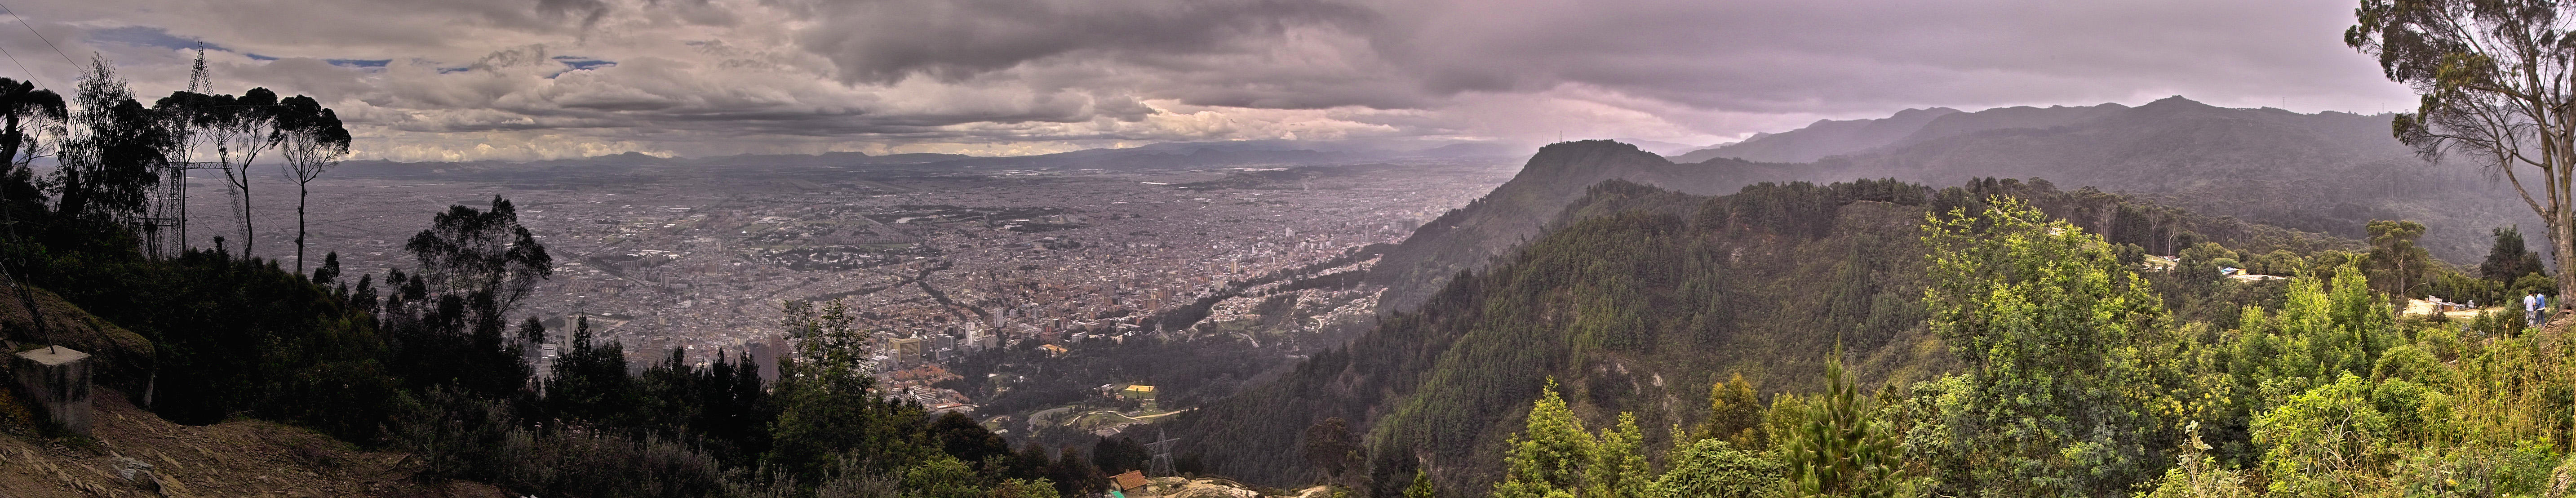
[192,156,1515,419]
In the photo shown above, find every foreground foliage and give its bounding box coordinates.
[1455,196,2576,498]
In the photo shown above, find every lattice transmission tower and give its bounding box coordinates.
[143,47,224,259]
[1145,428,1180,476]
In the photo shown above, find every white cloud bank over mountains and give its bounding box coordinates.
[3,0,2413,161]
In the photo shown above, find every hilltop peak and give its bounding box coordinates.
[2137,95,2215,110]
[1522,140,1672,178]
[1534,139,1655,157]
[1889,107,1964,119]
[1368,138,1778,311]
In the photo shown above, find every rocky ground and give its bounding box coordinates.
[1134,476,1329,498]
[0,391,504,498]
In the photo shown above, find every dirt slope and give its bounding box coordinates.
[0,390,504,498]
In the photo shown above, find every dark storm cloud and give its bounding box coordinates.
[781,0,1377,84]
[1361,0,2399,113]
[5,0,2411,160]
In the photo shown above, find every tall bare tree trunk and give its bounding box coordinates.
[2561,204,2576,319]
[226,166,253,261]
[295,182,307,275]
[242,181,252,260]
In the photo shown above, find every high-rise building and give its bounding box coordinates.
[747,339,782,386]
[891,337,924,368]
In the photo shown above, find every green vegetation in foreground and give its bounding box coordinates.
[1167,175,2382,495]
[1463,198,2576,498]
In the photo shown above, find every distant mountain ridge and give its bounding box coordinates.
[1670,106,1962,163]
[1661,96,2527,263]
[1893,102,2129,148]
[1609,138,1715,156]
[1795,96,2520,262]
[1668,102,2136,163]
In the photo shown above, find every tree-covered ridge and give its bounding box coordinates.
[1166,175,2373,495]
[1169,178,1931,494]
[1368,140,1802,311]
[1442,196,2576,498]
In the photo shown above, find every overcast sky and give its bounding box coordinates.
[0,0,2414,161]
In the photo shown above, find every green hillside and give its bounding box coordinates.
[1164,176,2367,494]
[1367,141,1801,311]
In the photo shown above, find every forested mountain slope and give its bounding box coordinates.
[1372,116,2416,315]
[1889,102,2131,148]
[1668,107,1962,164]
[1667,102,2129,164]
[1366,141,1800,311]
[1166,177,2361,495]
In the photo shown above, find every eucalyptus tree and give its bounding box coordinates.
[403,195,553,316]
[274,94,349,273]
[58,55,169,231]
[202,88,279,258]
[0,77,60,348]
[386,196,552,396]
[2350,0,2576,301]
[0,78,63,221]
[0,78,62,172]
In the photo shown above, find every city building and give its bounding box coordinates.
[891,337,924,368]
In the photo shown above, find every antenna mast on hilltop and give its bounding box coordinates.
[144,46,220,259]
[188,45,209,93]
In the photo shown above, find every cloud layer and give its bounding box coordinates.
[1,0,2415,160]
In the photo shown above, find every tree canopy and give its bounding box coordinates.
[2349,0,2576,302]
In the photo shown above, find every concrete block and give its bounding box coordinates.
[12,346,92,435]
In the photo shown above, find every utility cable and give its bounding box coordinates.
[0,1,78,67]
[0,2,62,355]
[0,43,48,91]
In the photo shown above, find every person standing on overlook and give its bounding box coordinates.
[2527,292,2541,327]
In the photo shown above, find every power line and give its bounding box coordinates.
[0,40,48,91]
[0,1,53,92]
[0,1,77,68]
[0,2,51,357]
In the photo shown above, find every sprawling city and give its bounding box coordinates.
[193,153,1515,434]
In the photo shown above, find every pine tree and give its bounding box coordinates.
[1698,374,1764,447]
[1586,413,1648,498]
[2481,227,2547,282]
[1404,470,1440,498]
[1783,353,1902,498]
[1491,378,1593,498]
